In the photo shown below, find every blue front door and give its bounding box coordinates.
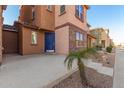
[45,32,55,52]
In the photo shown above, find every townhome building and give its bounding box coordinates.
[17,5,89,55]
[55,5,89,54]
[90,28,111,48]
[17,5,55,55]
[0,5,6,65]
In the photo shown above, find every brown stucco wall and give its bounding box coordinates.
[19,5,55,31]
[55,23,87,54]
[0,6,2,64]
[55,5,88,31]
[55,5,88,54]
[18,5,89,55]
[69,24,87,52]
[2,31,18,54]
[19,5,33,24]
[34,5,55,31]
[20,26,44,55]
[55,26,69,54]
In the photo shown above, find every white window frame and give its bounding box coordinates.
[31,31,37,45]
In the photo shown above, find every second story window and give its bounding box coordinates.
[75,5,84,21]
[47,5,52,11]
[32,6,35,20]
[60,5,65,15]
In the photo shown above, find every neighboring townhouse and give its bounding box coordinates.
[17,5,89,55]
[0,5,6,65]
[109,39,114,46]
[90,28,110,48]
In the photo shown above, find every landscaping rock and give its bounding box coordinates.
[53,67,113,88]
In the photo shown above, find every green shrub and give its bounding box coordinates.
[106,46,112,53]
[95,45,102,50]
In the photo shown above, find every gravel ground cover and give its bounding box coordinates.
[92,52,115,68]
[52,50,115,88]
[53,67,113,88]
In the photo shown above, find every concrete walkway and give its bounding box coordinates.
[84,60,113,76]
[0,54,113,88]
[0,54,77,88]
[113,48,124,88]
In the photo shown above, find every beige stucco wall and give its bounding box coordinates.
[101,30,110,48]
[55,26,69,54]
[87,36,96,48]
[55,5,88,31]
[91,38,96,47]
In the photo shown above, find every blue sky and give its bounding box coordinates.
[87,5,124,44]
[3,5,124,44]
[3,5,19,25]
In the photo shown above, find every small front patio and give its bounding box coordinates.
[0,54,76,88]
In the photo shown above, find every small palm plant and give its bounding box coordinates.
[64,48,98,86]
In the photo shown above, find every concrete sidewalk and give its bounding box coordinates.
[113,48,124,87]
[84,59,113,76]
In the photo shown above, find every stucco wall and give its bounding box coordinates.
[19,5,33,23]
[2,31,18,54]
[20,27,44,55]
[92,38,96,47]
[101,31,110,48]
[0,6,2,64]
[34,5,55,31]
[69,24,87,52]
[55,5,88,31]
[55,26,69,54]
[19,5,55,31]
[55,5,69,27]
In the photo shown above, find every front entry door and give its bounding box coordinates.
[45,32,55,52]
